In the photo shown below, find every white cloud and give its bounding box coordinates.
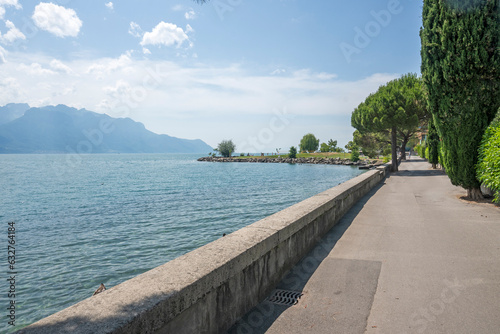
[0,50,399,149]
[142,47,151,55]
[185,24,194,33]
[0,0,22,20]
[128,21,142,38]
[0,45,6,63]
[32,3,82,38]
[18,62,56,75]
[172,4,183,11]
[50,59,73,74]
[140,22,190,48]
[105,2,113,10]
[185,9,196,20]
[0,20,25,44]
[271,69,286,75]
[0,77,23,101]
[316,72,338,80]
[103,80,132,100]
[0,0,21,10]
[86,54,133,78]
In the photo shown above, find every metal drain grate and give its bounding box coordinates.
[267,290,303,306]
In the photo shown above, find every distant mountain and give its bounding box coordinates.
[0,103,30,125]
[0,104,213,154]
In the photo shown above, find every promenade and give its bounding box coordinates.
[228,158,500,334]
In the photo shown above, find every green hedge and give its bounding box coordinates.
[439,142,447,171]
[477,110,500,203]
[416,142,427,159]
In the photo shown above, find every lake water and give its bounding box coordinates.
[0,153,365,332]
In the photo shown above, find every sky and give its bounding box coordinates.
[0,0,424,152]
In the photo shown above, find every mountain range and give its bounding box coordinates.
[0,104,213,154]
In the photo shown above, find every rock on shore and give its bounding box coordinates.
[197,156,377,167]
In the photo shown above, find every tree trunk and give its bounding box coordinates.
[400,137,409,161]
[391,127,398,172]
[467,188,483,200]
[432,163,437,169]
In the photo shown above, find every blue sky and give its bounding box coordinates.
[0,0,423,152]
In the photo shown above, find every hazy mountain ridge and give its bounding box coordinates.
[0,104,212,154]
[0,103,31,125]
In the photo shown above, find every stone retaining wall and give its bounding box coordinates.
[18,164,390,334]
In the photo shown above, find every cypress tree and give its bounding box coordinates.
[427,117,440,169]
[420,0,500,199]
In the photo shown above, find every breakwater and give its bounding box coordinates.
[18,164,391,334]
[198,156,377,166]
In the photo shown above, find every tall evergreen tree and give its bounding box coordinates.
[427,117,440,169]
[420,0,500,199]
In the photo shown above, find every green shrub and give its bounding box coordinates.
[320,142,330,152]
[288,146,297,159]
[438,142,447,171]
[415,143,425,158]
[383,156,390,163]
[477,111,500,203]
[351,148,360,162]
[425,147,429,160]
[417,142,427,159]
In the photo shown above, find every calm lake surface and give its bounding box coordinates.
[0,153,366,332]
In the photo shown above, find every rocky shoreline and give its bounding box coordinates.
[197,156,380,168]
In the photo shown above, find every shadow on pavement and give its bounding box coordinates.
[393,168,446,177]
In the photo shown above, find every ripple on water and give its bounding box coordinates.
[0,153,366,333]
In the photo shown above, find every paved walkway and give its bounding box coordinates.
[228,158,500,334]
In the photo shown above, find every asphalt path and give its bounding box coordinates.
[228,158,500,334]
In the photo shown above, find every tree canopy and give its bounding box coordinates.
[420,0,500,198]
[351,73,428,171]
[216,139,235,157]
[299,133,320,153]
[353,130,391,159]
[320,139,340,153]
[320,143,330,153]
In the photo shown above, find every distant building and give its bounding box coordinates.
[416,127,428,144]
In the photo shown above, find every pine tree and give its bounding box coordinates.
[351,73,427,172]
[420,0,500,199]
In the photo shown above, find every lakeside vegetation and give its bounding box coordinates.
[205,1,499,202]
[420,0,499,200]
[229,152,356,160]
[207,151,388,164]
